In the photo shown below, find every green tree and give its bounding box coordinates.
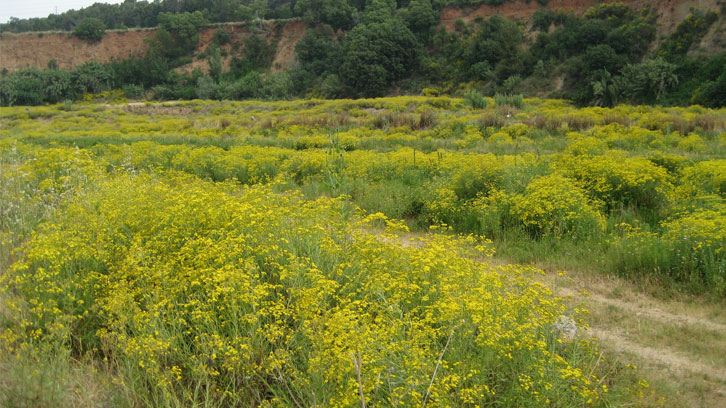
[401,0,437,42]
[294,0,356,30]
[152,11,207,61]
[208,46,223,82]
[464,16,523,81]
[693,72,726,108]
[591,71,621,107]
[0,76,18,106]
[620,57,679,103]
[361,0,396,24]
[196,75,217,99]
[6,70,44,105]
[340,18,422,96]
[73,17,106,41]
[295,26,341,76]
[72,62,112,94]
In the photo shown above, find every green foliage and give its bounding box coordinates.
[401,0,437,42]
[109,55,170,89]
[235,0,269,22]
[260,72,294,99]
[2,1,726,108]
[619,58,679,104]
[212,28,230,46]
[73,17,106,41]
[196,75,216,99]
[208,46,223,82]
[295,26,341,77]
[340,19,422,96]
[464,89,488,109]
[584,44,624,74]
[658,10,719,60]
[591,58,680,107]
[294,0,357,30]
[230,34,275,76]
[465,16,523,80]
[223,71,264,99]
[0,68,78,106]
[531,9,555,32]
[121,83,144,99]
[494,93,524,109]
[692,71,726,108]
[665,53,726,107]
[151,12,207,62]
[72,62,112,95]
[361,0,396,24]
[1,70,44,105]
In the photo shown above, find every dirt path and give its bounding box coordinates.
[539,270,726,407]
[587,327,726,383]
[556,286,726,333]
[390,231,726,407]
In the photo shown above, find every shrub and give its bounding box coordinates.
[1,173,610,406]
[512,174,605,238]
[610,207,726,294]
[464,89,488,109]
[494,93,525,109]
[449,154,504,200]
[554,152,674,211]
[678,160,726,198]
[73,18,106,41]
[212,28,230,45]
[152,12,207,62]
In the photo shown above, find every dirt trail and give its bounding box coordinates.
[540,271,726,407]
[556,286,726,333]
[587,326,726,382]
[390,230,726,407]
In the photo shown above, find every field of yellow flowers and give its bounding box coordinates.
[0,96,723,406]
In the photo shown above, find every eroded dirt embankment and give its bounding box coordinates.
[0,28,155,72]
[0,20,307,75]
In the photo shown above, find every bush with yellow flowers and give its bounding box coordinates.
[512,174,605,238]
[678,159,726,198]
[554,151,674,211]
[3,172,612,407]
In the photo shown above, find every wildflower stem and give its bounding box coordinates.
[352,351,366,408]
[422,327,455,408]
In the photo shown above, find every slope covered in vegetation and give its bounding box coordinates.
[1,0,726,107]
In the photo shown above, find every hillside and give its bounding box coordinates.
[1,0,726,107]
[442,0,723,39]
[1,0,724,75]
[0,21,307,76]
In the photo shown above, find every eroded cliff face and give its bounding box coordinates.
[0,20,308,74]
[0,28,155,72]
[0,0,723,74]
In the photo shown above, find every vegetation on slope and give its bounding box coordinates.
[1,2,725,107]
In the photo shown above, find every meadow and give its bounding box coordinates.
[0,95,724,406]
